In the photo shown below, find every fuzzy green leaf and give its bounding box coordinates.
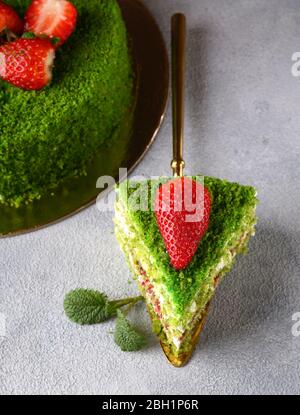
[114,310,147,352]
[64,289,117,325]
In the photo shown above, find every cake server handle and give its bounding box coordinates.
[171,13,186,178]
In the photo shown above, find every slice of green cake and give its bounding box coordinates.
[114,176,257,367]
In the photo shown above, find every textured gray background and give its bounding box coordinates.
[1,0,300,395]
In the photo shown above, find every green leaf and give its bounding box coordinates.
[22,32,36,39]
[64,289,117,325]
[51,36,61,46]
[21,32,60,46]
[114,310,147,352]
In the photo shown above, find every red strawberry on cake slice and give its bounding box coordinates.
[155,177,212,270]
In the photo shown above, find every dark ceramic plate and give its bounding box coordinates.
[0,0,169,237]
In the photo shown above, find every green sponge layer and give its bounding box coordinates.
[0,0,133,206]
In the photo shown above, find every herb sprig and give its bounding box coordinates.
[64,289,147,352]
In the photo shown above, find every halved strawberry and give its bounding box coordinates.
[0,1,24,36]
[155,178,212,270]
[24,0,77,47]
[0,38,55,90]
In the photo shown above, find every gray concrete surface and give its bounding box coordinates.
[1,0,300,395]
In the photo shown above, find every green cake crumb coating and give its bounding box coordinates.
[116,176,258,315]
[0,0,133,206]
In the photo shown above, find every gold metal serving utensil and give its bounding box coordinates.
[160,13,211,368]
[171,13,186,178]
[160,303,211,368]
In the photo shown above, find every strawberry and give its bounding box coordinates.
[0,38,55,90]
[155,178,212,270]
[24,0,77,47]
[0,1,23,36]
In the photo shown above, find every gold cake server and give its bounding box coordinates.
[160,13,212,367]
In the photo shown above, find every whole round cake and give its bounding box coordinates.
[0,0,133,207]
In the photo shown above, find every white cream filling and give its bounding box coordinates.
[172,337,182,350]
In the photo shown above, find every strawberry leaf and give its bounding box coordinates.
[51,37,61,46]
[22,32,36,39]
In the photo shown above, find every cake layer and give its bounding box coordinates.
[114,176,258,358]
[0,0,133,206]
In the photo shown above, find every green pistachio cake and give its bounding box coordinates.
[114,176,258,366]
[0,0,133,207]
